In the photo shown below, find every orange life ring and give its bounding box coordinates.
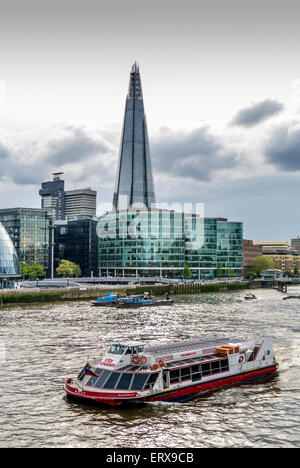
[239,355,244,363]
[132,355,140,364]
[140,356,147,364]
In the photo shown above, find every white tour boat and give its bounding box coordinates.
[64,335,278,406]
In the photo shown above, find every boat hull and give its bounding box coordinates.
[116,299,174,308]
[64,364,277,407]
[91,301,117,307]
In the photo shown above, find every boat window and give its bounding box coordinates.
[144,373,159,390]
[192,371,202,382]
[131,373,149,390]
[220,359,229,371]
[103,372,121,389]
[95,370,111,388]
[87,375,101,387]
[202,363,211,376]
[109,344,127,355]
[211,360,221,374]
[116,373,134,390]
[180,366,191,381]
[170,369,180,384]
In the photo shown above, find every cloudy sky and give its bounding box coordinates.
[1,0,300,240]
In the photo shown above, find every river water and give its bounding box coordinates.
[0,288,299,448]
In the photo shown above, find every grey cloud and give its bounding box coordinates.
[264,121,300,171]
[231,99,284,127]
[151,126,238,181]
[0,124,116,186]
[43,125,111,166]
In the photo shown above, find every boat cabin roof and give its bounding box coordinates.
[144,335,245,357]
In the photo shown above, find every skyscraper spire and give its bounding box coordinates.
[113,63,156,210]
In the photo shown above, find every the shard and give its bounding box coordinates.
[113,63,156,210]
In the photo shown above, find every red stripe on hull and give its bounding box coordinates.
[148,365,277,402]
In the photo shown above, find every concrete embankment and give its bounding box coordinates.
[0,280,258,306]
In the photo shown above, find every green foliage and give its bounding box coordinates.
[73,264,82,277]
[19,262,45,279]
[56,259,82,278]
[214,262,224,278]
[245,270,257,279]
[251,256,276,275]
[226,268,236,277]
[183,262,192,279]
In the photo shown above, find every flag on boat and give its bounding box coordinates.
[84,367,98,377]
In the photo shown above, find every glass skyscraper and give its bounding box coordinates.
[113,62,156,210]
[98,64,243,279]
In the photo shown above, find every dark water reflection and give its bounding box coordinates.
[0,288,299,447]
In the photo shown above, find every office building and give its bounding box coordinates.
[39,172,65,220]
[64,188,97,220]
[98,210,243,279]
[40,173,97,220]
[0,208,51,271]
[291,237,300,255]
[54,217,98,277]
[243,240,263,275]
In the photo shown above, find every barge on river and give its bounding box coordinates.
[64,335,278,406]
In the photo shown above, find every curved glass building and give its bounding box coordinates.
[0,222,20,287]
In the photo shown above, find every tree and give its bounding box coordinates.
[19,262,45,279]
[251,256,276,275]
[214,262,224,278]
[73,264,82,277]
[226,268,236,277]
[30,264,45,279]
[245,270,257,279]
[183,262,192,279]
[56,259,82,277]
[56,260,76,278]
[20,262,30,279]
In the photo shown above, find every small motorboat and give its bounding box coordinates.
[116,292,174,308]
[91,292,118,307]
[283,294,300,300]
[244,293,257,300]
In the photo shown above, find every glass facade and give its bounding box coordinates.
[0,223,20,286]
[0,208,51,271]
[98,210,185,277]
[113,63,156,210]
[98,210,243,279]
[54,218,99,277]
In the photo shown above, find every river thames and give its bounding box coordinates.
[0,288,299,448]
